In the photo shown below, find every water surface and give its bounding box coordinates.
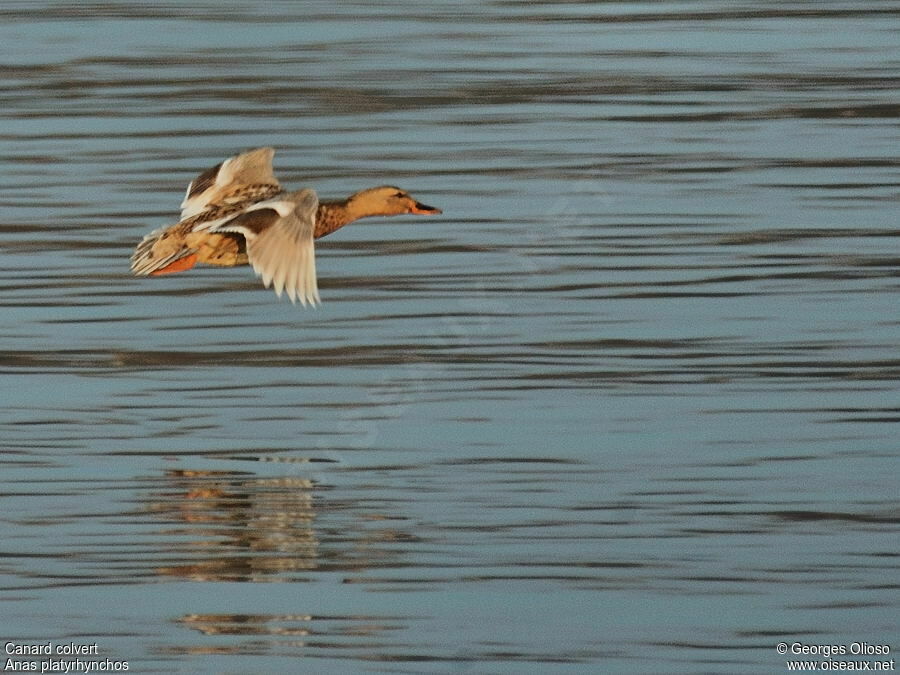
[1,2,897,672]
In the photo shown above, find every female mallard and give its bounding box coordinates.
[130,147,441,306]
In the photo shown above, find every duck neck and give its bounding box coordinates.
[315,198,367,239]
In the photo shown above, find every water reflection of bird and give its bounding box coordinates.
[130,147,442,306]
[149,467,413,585]
[152,469,319,583]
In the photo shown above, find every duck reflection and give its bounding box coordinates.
[148,468,317,581]
[170,612,405,657]
[145,465,414,584]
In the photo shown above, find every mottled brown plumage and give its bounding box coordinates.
[131,183,282,275]
[133,187,440,275]
[130,147,441,304]
[183,192,440,268]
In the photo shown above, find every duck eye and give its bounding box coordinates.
[394,191,405,198]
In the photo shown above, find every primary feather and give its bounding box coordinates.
[214,189,320,306]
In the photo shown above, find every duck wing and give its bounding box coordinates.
[212,188,320,306]
[180,147,282,219]
[132,148,284,276]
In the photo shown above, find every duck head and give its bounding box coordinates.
[347,186,442,218]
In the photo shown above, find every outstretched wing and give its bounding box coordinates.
[213,189,320,306]
[180,147,282,219]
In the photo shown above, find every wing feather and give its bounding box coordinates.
[180,147,280,219]
[214,189,320,306]
[133,151,282,276]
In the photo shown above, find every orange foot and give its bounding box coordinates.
[150,253,198,276]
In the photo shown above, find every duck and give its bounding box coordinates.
[130,147,441,306]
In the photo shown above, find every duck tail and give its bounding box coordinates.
[130,224,198,276]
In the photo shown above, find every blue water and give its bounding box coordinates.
[0,2,897,672]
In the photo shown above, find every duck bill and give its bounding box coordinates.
[409,201,442,215]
